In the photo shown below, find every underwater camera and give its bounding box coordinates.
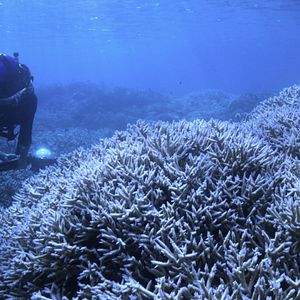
[29,147,57,171]
[0,147,57,172]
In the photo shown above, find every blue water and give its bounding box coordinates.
[0,0,299,95]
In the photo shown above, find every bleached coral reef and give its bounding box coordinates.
[1,84,237,207]
[0,85,300,299]
[0,127,110,207]
[243,85,300,159]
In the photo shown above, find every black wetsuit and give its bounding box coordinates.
[0,55,37,153]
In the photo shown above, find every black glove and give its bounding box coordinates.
[0,151,19,162]
[0,151,19,171]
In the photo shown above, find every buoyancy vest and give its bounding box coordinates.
[0,54,33,141]
[0,54,32,98]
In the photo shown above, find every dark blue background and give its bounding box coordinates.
[1,0,299,96]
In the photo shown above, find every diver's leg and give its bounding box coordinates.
[16,92,38,168]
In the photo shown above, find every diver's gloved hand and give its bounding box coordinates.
[5,153,19,161]
[0,151,20,171]
[0,151,19,162]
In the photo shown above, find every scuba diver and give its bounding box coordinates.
[0,52,37,169]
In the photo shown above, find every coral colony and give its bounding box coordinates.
[0,85,300,299]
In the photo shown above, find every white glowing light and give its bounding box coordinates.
[35,148,52,158]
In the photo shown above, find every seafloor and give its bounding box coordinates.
[0,84,299,299]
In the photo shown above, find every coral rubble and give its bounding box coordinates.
[0,85,300,299]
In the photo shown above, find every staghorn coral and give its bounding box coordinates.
[0,98,300,299]
[166,89,237,121]
[32,127,112,156]
[0,85,300,298]
[0,169,34,208]
[226,92,273,121]
[0,127,110,207]
[242,84,300,159]
[0,83,246,208]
